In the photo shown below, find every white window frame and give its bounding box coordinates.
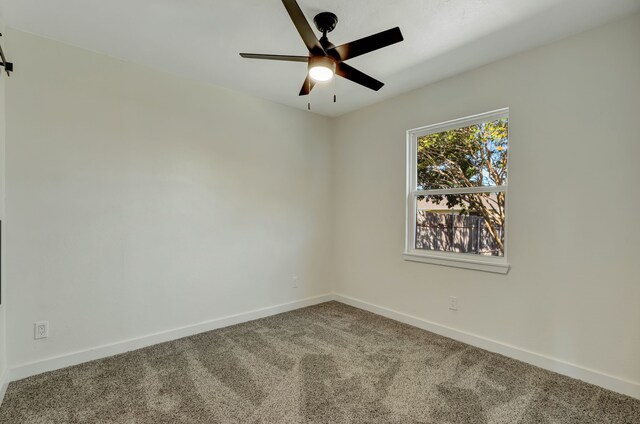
[403,108,510,274]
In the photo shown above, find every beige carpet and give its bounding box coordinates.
[0,301,638,423]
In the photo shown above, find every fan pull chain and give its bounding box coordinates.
[333,77,337,103]
[308,77,312,111]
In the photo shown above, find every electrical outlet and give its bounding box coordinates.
[35,321,49,340]
[292,276,299,288]
[449,296,458,311]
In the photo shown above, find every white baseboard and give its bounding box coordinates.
[9,294,333,383]
[0,370,8,408]
[6,292,639,401]
[333,293,640,400]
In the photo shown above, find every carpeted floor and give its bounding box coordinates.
[0,301,638,423]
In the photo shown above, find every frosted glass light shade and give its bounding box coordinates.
[308,56,336,82]
[309,66,334,82]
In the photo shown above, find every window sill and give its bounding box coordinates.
[402,251,510,274]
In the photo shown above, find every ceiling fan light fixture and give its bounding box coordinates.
[308,56,335,82]
[239,0,404,96]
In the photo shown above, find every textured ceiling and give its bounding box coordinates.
[3,0,640,116]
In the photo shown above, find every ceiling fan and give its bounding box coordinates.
[240,0,403,96]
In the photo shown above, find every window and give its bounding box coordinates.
[404,108,510,274]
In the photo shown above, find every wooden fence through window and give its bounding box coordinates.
[415,211,503,256]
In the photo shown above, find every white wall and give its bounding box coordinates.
[332,12,640,391]
[5,30,333,368]
[0,76,6,401]
[0,15,7,394]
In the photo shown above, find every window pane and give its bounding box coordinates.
[417,118,508,190]
[415,193,505,256]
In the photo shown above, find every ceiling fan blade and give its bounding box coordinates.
[329,27,403,62]
[240,53,308,62]
[336,63,384,91]
[282,0,325,55]
[299,74,316,96]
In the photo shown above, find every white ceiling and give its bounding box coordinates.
[3,0,640,116]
